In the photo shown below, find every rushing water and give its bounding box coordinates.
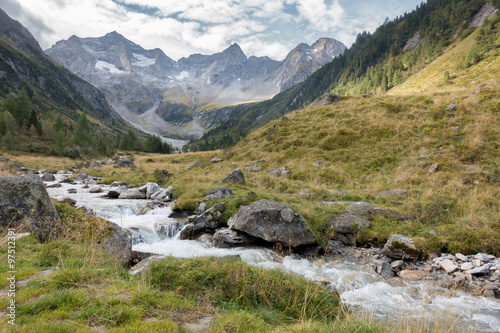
[45,175,500,332]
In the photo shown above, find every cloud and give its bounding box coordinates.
[2,0,424,61]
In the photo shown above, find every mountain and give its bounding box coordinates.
[188,0,499,150]
[46,34,345,139]
[0,8,128,132]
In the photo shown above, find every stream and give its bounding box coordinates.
[45,175,500,332]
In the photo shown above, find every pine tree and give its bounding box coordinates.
[73,113,93,146]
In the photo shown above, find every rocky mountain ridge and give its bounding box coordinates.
[46,32,345,139]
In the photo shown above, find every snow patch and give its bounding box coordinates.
[95,60,124,74]
[175,71,190,81]
[132,53,156,67]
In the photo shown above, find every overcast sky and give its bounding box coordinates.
[1,0,425,60]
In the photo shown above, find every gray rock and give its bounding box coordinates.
[89,186,102,193]
[197,233,214,243]
[107,188,122,198]
[146,182,161,199]
[375,189,410,198]
[222,168,245,184]
[310,93,342,107]
[372,260,394,278]
[99,222,133,266]
[428,163,441,173]
[228,200,316,248]
[57,170,66,175]
[210,157,223,163]
[440,259,459,274]
[382,234,421,260]
[187,161,202,170]
[110,181,127,188]
[0,176,65,242]
[213,228,256,248]
[114,158,136,168]
[179,223,207,240]
[118,189,146,199]
[150,186,173,202]
[474,253,490,262]
[245,166,261,172]
[391,260,404,269]
[455,253,468,261]
[67,188,77,194]
[179,203,226,239]
[465,264,494,276]
[41,173,56,182]
[266,167,291,178]
[461,262,474,271]
[205,186,233,200]
[446,103,457,112]
[46,183,62,188]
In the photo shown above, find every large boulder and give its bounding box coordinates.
[310,93,342,107]
[145,182,161,199]
[222,168,245,184]
[382,234,422,260]
[99,222,133,266]
[0,176,64,242]
[213,229,256,248]
[228,200,316,248]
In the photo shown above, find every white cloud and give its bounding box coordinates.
[2,0,424,60]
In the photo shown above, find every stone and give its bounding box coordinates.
[382,234,421,260]
[398,270,429,281]
[310,93,342,107]
[440,259,459,274]
[99,222,133,266]
[266,167,291,178]
[228,200,316,248]
[179,223,207,240]
[222,168,245,184]
[118,189,146,199]
[150,186,173,202]
[372,260,394,278]
[375,189,410,198]
[41,173,56,182]
[46,183,62,188]
[187,161,202,170]
[465,264,494,276]
[455,253,468,261]
[197,233,214,243]
[110,181,128,188]
[474,253,490,262]
[205,186,233,200]
[146,182,161,199]
[245,166,261,172]
[0,175,64,242]
[391,260,404,269]
[57,170,66,175]
[107,188,122,198]
[114,158,136,168]
[461,262,474,271]
[428,163,441,173]
[210,157,223,163]
[89,186,102,193]
[179,203,226,239]
[446,103,458,112]
[213,228,256,248]
[67,188,77,193]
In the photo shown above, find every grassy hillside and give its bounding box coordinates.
[188,0,497,151]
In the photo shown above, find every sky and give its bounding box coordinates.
[0,0,425,61]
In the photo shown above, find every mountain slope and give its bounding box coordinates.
[188,0,498,150]
[0,8,127,131]
[46,34,345,139]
